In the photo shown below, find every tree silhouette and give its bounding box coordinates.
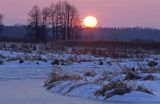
[27,5,42,42]
[41,7,50,42]
[27,0,81,42]
[0,14,4,35]
[49,3,56,40]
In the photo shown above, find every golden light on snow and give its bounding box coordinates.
[83,16,97,28]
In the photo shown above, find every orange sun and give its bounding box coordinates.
[84,16,97,28]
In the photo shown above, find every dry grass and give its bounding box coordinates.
[139,67,160,73]
[147,61,158,67]
[124,69,141,80]
[51,60,60,65]
[0,41,159,61]
[19,59,24,64]
[132,84,154,95]
[94,81,131,99]
[0,54,6,59]
[143,74,156,80]
[44,72,83,90]
[94,80,154,99]
[64,82,96,95]
[0,60,3,65]
[84,70,96,77]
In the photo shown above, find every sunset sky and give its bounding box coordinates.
[0,0,160,28]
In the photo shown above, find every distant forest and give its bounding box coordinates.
[83,27,160,41]
[0,25,160,42]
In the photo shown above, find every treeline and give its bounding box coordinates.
[83,27,160,41]
[27,0,81,42]
[0,14,4,35]
[1,26,160,42]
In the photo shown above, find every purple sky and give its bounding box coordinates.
[0,0,160,28]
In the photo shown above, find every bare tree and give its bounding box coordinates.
[41,7,50,42]
[27,0,81,42]
[55,1,64,40]
[52,0,81,40]
[0,14,4,34]
[27,5,42,42]
[49,4,56,40]
[65,2,80,40]
[50,1,62,40]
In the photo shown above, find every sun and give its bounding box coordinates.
[84,16,97,28]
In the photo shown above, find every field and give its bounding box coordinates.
[0,41,160,103]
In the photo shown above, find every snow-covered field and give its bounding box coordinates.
[0,42,160,104]
[44,58,160,103]
[0,79,112,104]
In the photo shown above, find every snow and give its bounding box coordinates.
[1,79,157,104]
[0,48,160,104]
[45,54,160,103]
[0,63,105,104]
[0,66,51,80]
[108,91,160,103]
[0,79,106,104]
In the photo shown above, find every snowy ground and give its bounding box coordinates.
[0,65,107,104]
[0,76,159,104]
[0,79,109,104]
[46,63,160,103]
[1,66,156,104]
[0,44,160,103]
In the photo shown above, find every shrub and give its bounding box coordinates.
[0,60,3,65]
[94,81,131,99]
[143,74,155,80]
[106,61,112,65]
[95,81,154,99]
[19,59,24,64]
[140,68,160,73]
[125,71,141,80]
[0,54,6,59]
[44,72,82,89]
[133,85,154,95]
[51,59,60,65]
[123,67,141,80]
[99,61,103,65]
[148,61,158,67]
[61,60,66,65]
[84,70,96,77]
[100,70,119,82]
[43,59,48,62]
